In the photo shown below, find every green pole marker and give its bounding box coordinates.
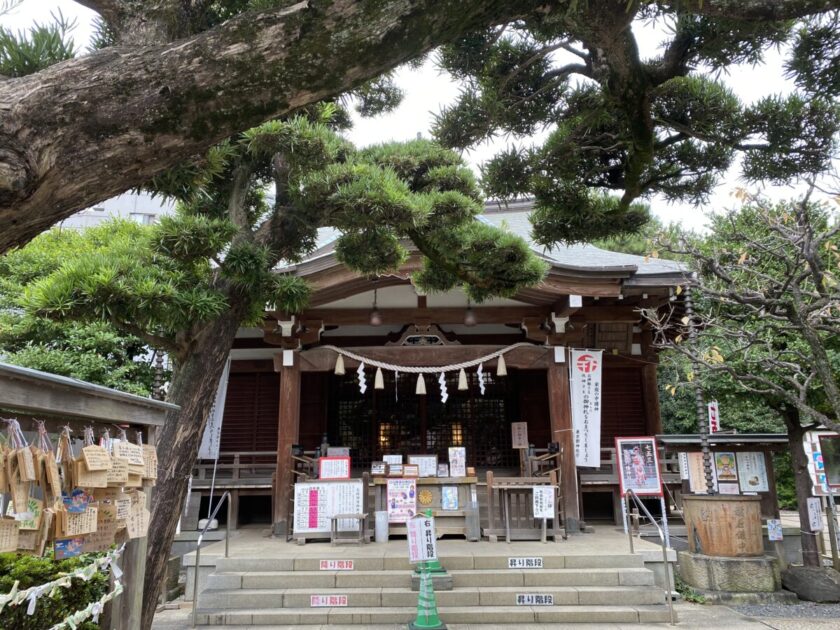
[409,560,446,630]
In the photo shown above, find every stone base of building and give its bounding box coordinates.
[678,551,781,594]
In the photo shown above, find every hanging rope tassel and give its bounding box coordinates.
[458,368,468,391]
[374,367,384,390]
[334,354,345,375]
[416,374,426,395]
[496,354,507,376]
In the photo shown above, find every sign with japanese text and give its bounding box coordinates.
[516,594,554,606]
[292,480,364,534]
[318,456,351,480]
[319,559,354,571]
[387,478,417,523]
[615,437,662,497]
[407,515,437,564]
[687,452,718,493]
[714,452,738,483]
[310,595,348,607]
[767,519,783,542]
[807,497,823,532]
[736,452,769,493]
[569,349,603,467]
[532,486,555,519]
[448,447,466,478]
[508,557,543,569]
[511,422,529,449]
[707,401,720,433]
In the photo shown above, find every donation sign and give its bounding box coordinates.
[569,349,603,468]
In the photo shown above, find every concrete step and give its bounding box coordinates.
[204,567,653,590]
[196,604,672,625]
[213,553,644,573]
[198,585,665,609]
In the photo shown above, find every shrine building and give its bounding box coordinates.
[190,199,685,537]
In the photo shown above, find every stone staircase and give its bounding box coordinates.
[194,551,673,625]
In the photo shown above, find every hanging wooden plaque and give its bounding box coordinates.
[82,445,112,471]
[106,457,130,485]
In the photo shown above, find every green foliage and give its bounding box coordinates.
[17,117,545,364]
[0,229,155,394]
[673,574,706,604]
[0,552,108,630]
[0,10,75,77]
[432,7,840,247]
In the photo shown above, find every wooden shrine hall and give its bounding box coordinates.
[190,202,686,537]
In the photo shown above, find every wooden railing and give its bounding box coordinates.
[192,451,276,485]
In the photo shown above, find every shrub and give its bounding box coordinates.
[0,552,108,630]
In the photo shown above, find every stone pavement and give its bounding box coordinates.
[151,600,840,629]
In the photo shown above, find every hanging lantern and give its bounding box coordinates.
[374,367,384,390]
[416,373,427,395]
[334,354,345,376]
[497,354,507,376]
[458,368,468,391]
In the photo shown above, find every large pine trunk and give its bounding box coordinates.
[783,408,821,567]
[140,311,243,630]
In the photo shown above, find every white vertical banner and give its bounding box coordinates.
[569,349,603,468]
[198,358,231,460]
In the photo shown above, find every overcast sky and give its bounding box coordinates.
[2,0,818,231]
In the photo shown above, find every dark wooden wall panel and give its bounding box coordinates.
[299,372,328,450]
[601,367,646,446]
[220,372,280,452]
[516,369,551,448]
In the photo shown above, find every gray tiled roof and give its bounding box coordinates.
[283,201,686,281]
[480,208,685,276]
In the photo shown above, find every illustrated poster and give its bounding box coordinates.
[386,478,416,523]
[441,486,458,511]
[615,437,662,497]
[714,452,738,482]
[736,452,769,493]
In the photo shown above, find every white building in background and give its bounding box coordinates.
[59,192,174,229]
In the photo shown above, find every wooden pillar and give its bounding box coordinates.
[116,424,154,630]
[273,352,301,536]
[641,363,662,435]
[547,361,580,533]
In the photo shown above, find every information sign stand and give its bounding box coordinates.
[407,513,446,630]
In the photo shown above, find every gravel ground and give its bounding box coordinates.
[732,601,840,619]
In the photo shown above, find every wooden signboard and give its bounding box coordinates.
[511,422,529,449]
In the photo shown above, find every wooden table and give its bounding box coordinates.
[372,476,479,541]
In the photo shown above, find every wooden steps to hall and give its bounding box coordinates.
[194,552,674,626]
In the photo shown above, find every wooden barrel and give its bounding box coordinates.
[683,495,763,557]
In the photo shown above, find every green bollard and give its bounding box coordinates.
[409,560,446,629]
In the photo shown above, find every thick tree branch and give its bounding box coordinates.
[0,0,548,253]
[673,0,840,21]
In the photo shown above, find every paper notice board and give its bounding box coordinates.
[292,480,364,534]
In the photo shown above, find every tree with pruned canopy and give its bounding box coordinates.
[1,1,840,253]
